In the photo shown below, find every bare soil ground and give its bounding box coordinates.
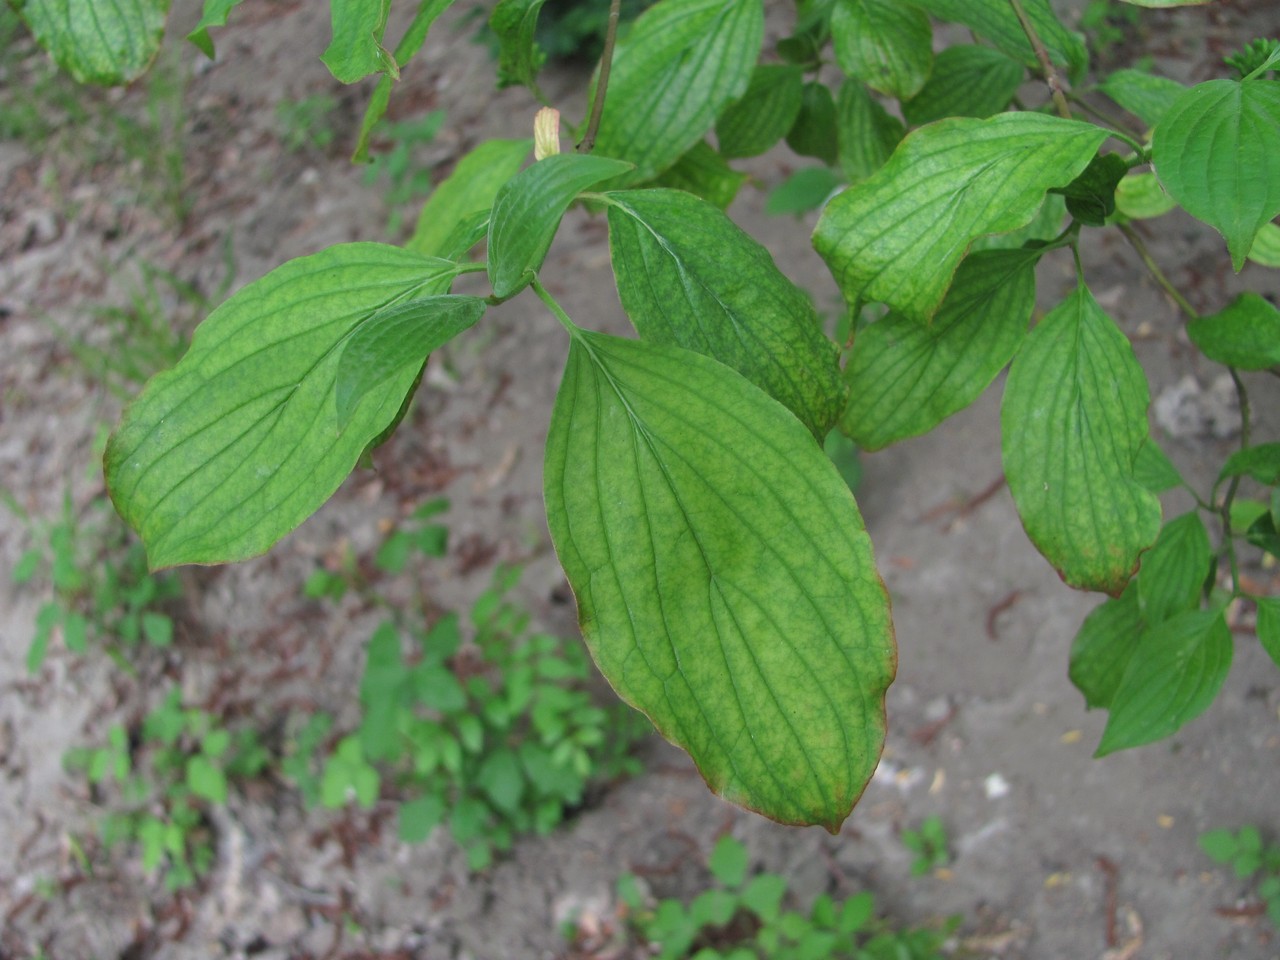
[2,2,1279,958]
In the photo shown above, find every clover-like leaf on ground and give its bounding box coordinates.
[544,330,896,830]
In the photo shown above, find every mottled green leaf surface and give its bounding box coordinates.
[488,154,633,298]
[409,138,532,257]
[1187,293,1280,370]
[716,64,804,159]
[1137,512,1211,624]
[903,45,1025,126]
[786,81,839,165]
[842,249,1038,450]
[912,0,1087,81]
[1069,586,1142,710]
[1096,610,1232,756]
[1152,79,1280,269]
[836,81,903,183]
[815,113,1106,323]
[21,0,171,85]
[830,0,932,100]
[106,244,458,569]
[544,331,895,829]
[593,0,763,181]
[650,141,749,210]
[605,189,846,439]
[335,295,486,428]
[1001,285,1161,594]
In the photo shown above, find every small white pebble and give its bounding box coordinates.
[984,773,1010,799]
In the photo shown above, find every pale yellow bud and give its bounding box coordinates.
[534,107,561,161]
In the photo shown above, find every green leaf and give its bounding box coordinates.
[490,0,549,91]
[911,0,1088,82]
[1096,609,1232,756]
[1133,437,1184,493]
[105,244,457,569]
[1219,443,1280,485]
[20,0,170,85]
[1248,512,1280,561]
[605,189,846,439]
[186,755,228,803]
[690,889,738,927]
[187,0,245,58]
[903,45,1025,126]
[593,0,764,182]
[322,0,395,84]
[716,64,805,159]
[1152,79,1280,269]
[1001,284,1161,594]
[398,794,446,842]
[335,295,485,428]
[765,168,844,216]
[649,141,750,210]
[488,154,634,298]
[141,612,173,646]
[831,0,932,100]
[544,330,896,830]
[835,81,903,183]
[477,748,525,814]
[786,82,839,165]
[351,0,453,162]
[1257,597,1280,669]
[708,835,748,887]
[1187,293,1280,370]
[1199,828,1242,864]
[408,139,531,257]
[840,249,1039,450]
[740,874,787,923]
[1248,222,1280,268]
[1138,512,1211,624]
[1051,152,1129,227]
[970,193,1066,253]
[1099,69,1184,129]
[1069,586,1142,711]
[1114,172,1177,220]
[815,113,1107,323]
[1119,0,1213,7]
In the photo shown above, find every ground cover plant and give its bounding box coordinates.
[12,0,1279,839]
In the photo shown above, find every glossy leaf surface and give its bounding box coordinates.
[842,249,1038,450]
[1096,610,1232,756]
[815,113,1106,323]
[903,45,1025,126]
[21,0,170,85]
[544,331,895,829]
[488,154,633,298]
[1069,586,1142,710]
[1001,285,1161,594]
[593,0,763,181]
[605,189,846,439]
[106,244,457,569]
[1152,79,1280,269]
[1137,512,1211,624]
[830,0,932,101]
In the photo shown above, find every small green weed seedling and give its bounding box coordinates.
[362,111,447,235]
[902,816,951,877]
[1200,825,1280,928]
[65,688,267,890]
[276,94,340,153]
[7,490,182,672]
[306,565,646,871]
[613,835,956,960]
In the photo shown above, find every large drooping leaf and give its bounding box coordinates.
[544,330,896,829]
[490,0,549,92]
[1152,79,1280,269]
[1001,284,1161,594]
[911,0,1088,82]
[830,0,932,101]
[604,189,846,439]
[841,249,1039,450]
[335,295,486,428]
[715,64,805,160]
[1137,512,1211,625]
[322,0,396,84]
[352,0,455,161]
[1187,293,1280,370]
[592,0,763,182]
[1099,69,1184,130]
[835,81,904,183]
[1069,585,1142,710]
[187,0,246,58]
[487,154,633,298]
[20,0,171,85]
[408,139,532,257]
[105,244,462,569]
[902,45,1025,127]
[1095,609,1232,756]
[814,113,1106,323]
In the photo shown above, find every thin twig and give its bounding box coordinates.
[1008,0,1072,120]
[577,0,622,153]
[1116,223,1199,321]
